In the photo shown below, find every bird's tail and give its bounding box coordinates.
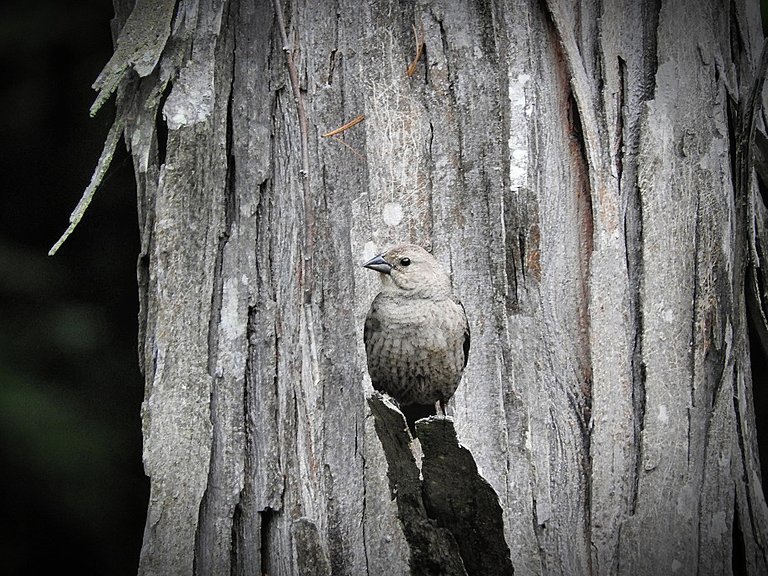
[401,403,437,437]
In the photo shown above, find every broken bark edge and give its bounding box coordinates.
[367,392,514,576]
[291,517,332,576]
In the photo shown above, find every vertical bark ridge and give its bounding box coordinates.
[272,0,315,302]
[611,0,659,523]
[193,3,245,573]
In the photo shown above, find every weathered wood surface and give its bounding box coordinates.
[88,0,768,574]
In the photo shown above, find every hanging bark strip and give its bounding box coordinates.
[48,114,127,255]
[272,0,315,301]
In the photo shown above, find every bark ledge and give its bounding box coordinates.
[368,393,514,576]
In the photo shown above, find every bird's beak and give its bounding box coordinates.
[363,254,392,274]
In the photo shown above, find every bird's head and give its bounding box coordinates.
[363,244,452,298]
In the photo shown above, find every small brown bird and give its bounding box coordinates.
[363,244,470,434]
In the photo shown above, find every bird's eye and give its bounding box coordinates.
[399,257,411,267]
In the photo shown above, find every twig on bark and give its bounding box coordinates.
[322,114,366,160]
[406,23,425,78]
[322,114,365,138]
[273,0,314,302]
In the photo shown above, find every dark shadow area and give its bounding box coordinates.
[0,1,148,574]
[748,305,768,488]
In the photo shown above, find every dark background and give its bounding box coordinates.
[1,2,768,576]
[1,1,147,574]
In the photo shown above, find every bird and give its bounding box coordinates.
[362,244,470,436]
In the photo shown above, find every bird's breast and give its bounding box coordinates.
[364,294,467,405]
[372,297,460,342]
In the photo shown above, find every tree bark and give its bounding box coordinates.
[89,0,768,574]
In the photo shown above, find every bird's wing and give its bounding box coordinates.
[363,298,380,349]
[363,313,372,348]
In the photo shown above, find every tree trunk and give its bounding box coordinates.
[90,0,768,574]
